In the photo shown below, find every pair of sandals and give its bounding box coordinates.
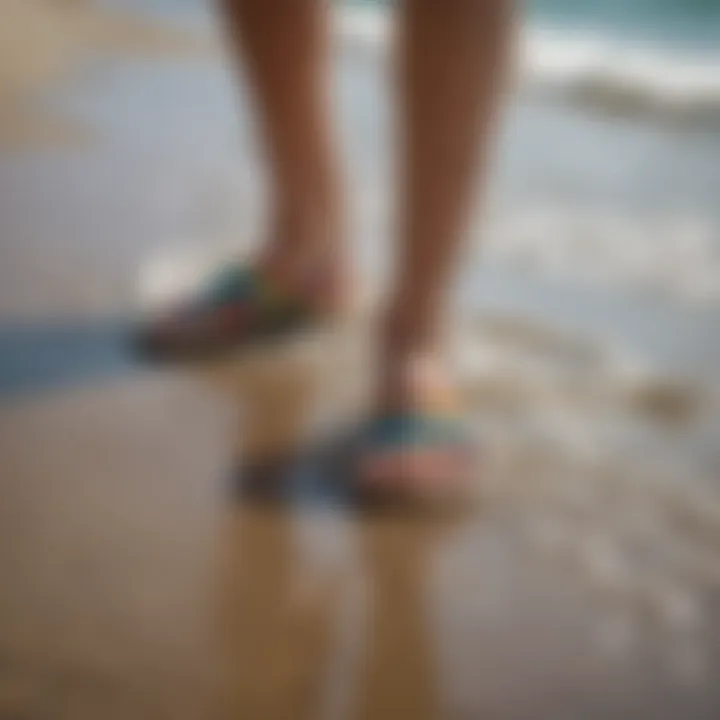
[136,263,475,508]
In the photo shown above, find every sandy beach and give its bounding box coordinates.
[0,0,212,148]
[1,1,720,718]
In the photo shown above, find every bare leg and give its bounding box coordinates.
[385,0,511,398]
[389,0,511,360]
[220,0,345,304]
[139,0,348,356]
[365,0,512,488]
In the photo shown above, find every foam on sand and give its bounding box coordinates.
[453,314,720,665]
[481,205,720,307]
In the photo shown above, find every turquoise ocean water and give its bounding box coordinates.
[528,0,720,44]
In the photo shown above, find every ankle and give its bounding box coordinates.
[274,180,345,250]
[381,304,441,358]
[264,195,344,272]
[375,353,452,415]
[257,235,349,317]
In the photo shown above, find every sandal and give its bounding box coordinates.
[353,400,477,510]
[134,263,317,360]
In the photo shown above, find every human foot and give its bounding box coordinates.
[356,350,476,508]
[135,247,348,360]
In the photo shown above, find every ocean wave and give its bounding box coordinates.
[336,5,720,125]
[523,26,720,125]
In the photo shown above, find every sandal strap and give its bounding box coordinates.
[363,412,470,450]
[192,264,311,326]
[200,264,256,305]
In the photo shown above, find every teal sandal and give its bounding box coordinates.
[354,403,477,509]
[135,263,316,359]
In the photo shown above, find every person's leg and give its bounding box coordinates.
[365,0,512,489]
[221,0,344,301]
[139,0,345,355]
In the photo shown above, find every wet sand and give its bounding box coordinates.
[2,327,719,718]
[1,3,720,719]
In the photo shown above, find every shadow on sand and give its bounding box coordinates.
[0,320,139,401]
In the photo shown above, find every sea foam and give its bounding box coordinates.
[336,4,720,125]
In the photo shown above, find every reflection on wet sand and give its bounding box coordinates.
[204,329,449,720]
[213,339,340,719]
[221,506,336,720]
[220,498,448,720]
[356,517,442,720]
[220,507,448,720]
